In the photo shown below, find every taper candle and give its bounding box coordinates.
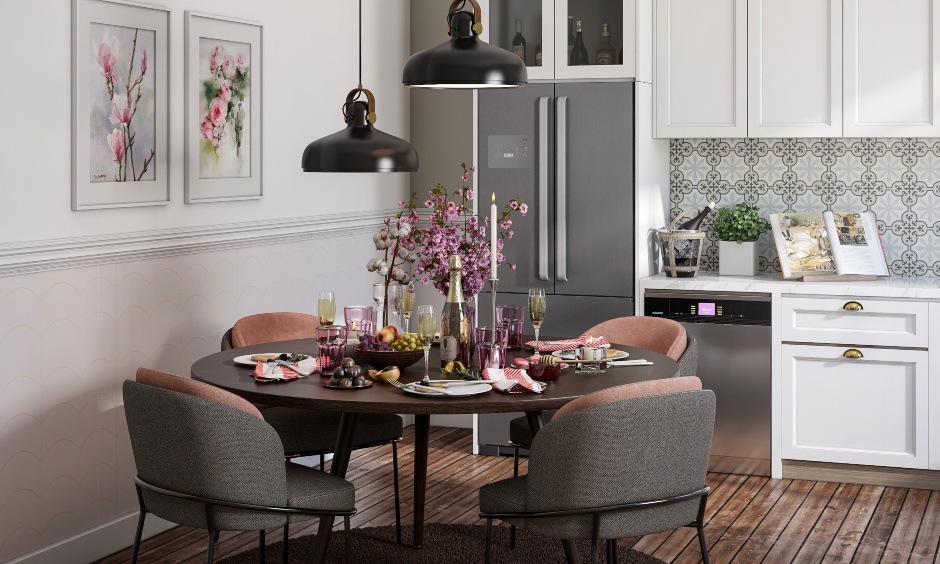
[490,192,498,275]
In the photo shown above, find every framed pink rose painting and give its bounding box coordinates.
[184,12,263,203]
[72,0,170,209]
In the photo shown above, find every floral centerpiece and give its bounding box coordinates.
[396,163,527,297]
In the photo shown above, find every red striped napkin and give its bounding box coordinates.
[253,358,318,382]
[482,368,547,394]
[524,335,610,352]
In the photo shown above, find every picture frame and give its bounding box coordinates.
[72,0,170,210]
[184,12,263,203]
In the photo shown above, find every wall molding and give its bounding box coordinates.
[9,511,174,564]
[0,208,398,277]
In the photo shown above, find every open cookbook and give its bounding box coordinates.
[769,211,889,280]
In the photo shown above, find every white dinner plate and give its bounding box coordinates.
[402,382,492,398]
[551,349,628,361]
[232,353,286,366]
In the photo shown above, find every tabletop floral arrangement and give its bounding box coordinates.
[376,162,527,299]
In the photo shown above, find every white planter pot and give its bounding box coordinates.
[719,240,759,277]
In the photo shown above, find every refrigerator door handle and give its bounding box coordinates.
[556,96,568,282]
[537,96,550,281]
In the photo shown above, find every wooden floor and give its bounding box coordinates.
[96,426,940,564]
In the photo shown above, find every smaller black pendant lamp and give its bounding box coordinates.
[403,0,527,89]
[302,0,418,172]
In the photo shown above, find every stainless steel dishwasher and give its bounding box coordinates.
[644,290,772,476]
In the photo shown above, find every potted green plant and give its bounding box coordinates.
[711,202,771,276]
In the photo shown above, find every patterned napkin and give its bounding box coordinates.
[253,358,318,382]
[482,368,546,394]
[524,334,610,352]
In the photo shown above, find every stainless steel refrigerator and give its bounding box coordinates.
[476,82,636,455]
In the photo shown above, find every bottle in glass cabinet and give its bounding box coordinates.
[511,20,526,63]
[440,255,471,372]
[570,20,589,65]
[596,23,615,65]
[535,41,542,66]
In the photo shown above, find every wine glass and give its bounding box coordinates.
[528,288,546,353]
[416,305,437,385]
[399,282,416,333]
[317,291,336,325]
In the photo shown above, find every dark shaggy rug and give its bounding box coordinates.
[218,523,666,563]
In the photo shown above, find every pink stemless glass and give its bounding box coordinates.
[344,306,374,336]
[496,305,526,350]
[316,325,347,376]
[475,325,508,370]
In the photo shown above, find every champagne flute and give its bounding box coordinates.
[399,283,416,333]
[528,288,546,353]
[416,305,437,385]
[317,291,336,325]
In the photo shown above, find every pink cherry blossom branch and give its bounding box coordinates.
[135,148,155,181]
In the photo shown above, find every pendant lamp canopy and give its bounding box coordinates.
[302,0,418,172]
[403,0,527,89]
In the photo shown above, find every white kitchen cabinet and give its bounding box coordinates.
[844,0,940,136]
[747,0,842,137]
[654,0,747,137]
[479,0,648,82]
[782,344,929,469]
[781,296,928,349]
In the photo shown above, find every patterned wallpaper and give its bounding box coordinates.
[670,138,940,276]
[0,233,377,563]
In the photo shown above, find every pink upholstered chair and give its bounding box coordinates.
[223,312,405,544]
[480,377,715,564]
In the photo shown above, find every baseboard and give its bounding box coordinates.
[429,415,473,429]
[9,511,175,564]
[782,459,940,490]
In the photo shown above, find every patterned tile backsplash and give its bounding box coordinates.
[670,138,940,276]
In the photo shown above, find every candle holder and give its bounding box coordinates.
[488,277,498,330]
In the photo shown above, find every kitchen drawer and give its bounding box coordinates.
[781,296,928,348]
[782,344,929,469]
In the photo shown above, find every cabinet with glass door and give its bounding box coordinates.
[478,0,644,81]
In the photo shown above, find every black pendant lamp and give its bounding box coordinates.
[302,0,418,172]
[403,0,527,89]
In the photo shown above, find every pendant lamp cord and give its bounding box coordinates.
[342,0,364,119]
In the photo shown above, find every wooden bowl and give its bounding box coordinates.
[353,346,424,369]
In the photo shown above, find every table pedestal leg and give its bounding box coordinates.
[525,411,578,564]
[412,414,431,548]
[311,412,360,564]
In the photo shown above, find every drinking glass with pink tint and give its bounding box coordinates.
[316,325,347,376]
[475,325,508,370]
[496,305,525,350]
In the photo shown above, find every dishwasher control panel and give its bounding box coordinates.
[644,292,771,325]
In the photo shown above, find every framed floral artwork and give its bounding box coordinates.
[72,0,170,210]
[184,12,263,203]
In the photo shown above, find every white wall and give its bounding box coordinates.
[0,0,412,562]
[0,0,410,244]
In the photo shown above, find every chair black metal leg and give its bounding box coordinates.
[131,485,146,564]
[591,513,601,564]
[697,493,710,564]
[206,530,219,563]
[258,529,265,563]
[484,518,493,564]
[510,524,516,549]
[513,445,520,476]
[344,516,351,564]
[392,440,402,545]
[283,522,289,563]
[608,539,618,564]
[320,455,325,472]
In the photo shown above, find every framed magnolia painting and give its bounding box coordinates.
[72,0,170,210]
[184,12,263,203]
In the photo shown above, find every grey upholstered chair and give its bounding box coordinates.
[124,368,356,564]
[223,312,405,543]
[508,319,698,477]
[481,377,715,564]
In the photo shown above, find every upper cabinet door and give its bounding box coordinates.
[555,0,641,81]
[748,0,842,137]
[479,0,556,81]
[845,0,940,136]
[654,0,747,137]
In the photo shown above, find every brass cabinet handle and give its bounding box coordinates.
[843,301,863,311]
[843,349,864,359]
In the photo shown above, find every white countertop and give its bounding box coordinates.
[640,272,940,300]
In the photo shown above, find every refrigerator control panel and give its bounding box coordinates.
[487,135,531,169]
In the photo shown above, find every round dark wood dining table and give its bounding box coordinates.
[191,338,680,564]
